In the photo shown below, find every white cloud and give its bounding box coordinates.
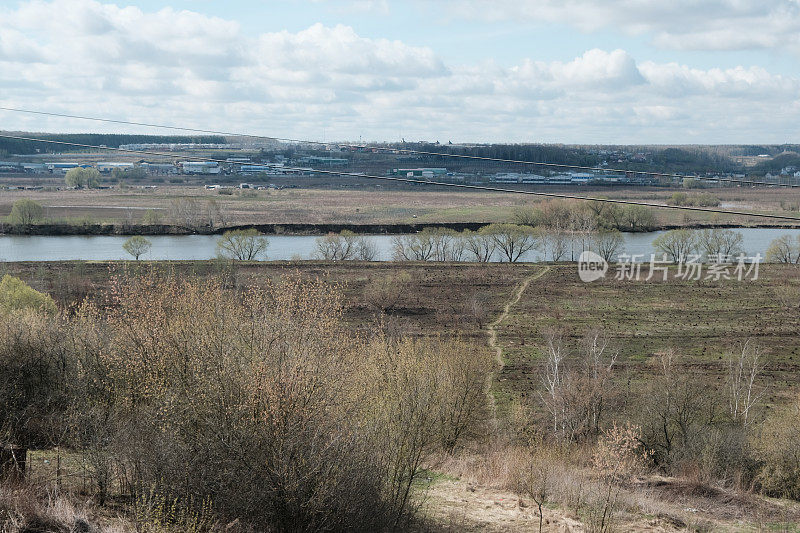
[456,0,800,55]
[0,0,798,143]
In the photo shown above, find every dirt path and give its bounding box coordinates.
[485,266,551,423]
[424,478,584,532]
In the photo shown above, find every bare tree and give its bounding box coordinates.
[726,340,764,426]
[463,229,496,262]
[541,226,569,262]
[593,230,624,262]
[356,237,379,261]
[392,233,434,261]
[169,198,206,229]
[428,228,465,261]
[698,228,744,261]
[316,231,358,260]
[570,206,598,260]
[485,223,538,262]
[652,229,697,263]
[216,229,269,260]
[766,235,800,263]
[540,329,566,435]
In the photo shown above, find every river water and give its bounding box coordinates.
[0,228,797,262]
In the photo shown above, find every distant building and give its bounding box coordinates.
[140,162,177,175]
[389,168,448,178]
[96,162,135,173]
[47,162,83,173]
[181,161,221,175]
[239,164,279,175]
[22,163,47,174]
[299,156,349,166]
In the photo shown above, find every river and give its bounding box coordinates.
[0,228,796,262]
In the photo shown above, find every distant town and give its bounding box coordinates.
[3,137,800,191]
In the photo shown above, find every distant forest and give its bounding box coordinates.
[0,134,226,155]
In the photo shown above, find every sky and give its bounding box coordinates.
[0,0,799,144]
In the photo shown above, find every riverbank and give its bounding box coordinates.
[4,219,800,236]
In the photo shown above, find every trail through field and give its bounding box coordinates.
[485,266,551,423]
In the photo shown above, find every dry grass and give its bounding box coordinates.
[3,185,800,227]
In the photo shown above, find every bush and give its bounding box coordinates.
[0,273,490,529]
[0,275,57,316]
[753,393,800,499]
[9,199,43,225]
[0,310,73,448]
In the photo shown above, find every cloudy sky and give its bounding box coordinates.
[1,0,799,144]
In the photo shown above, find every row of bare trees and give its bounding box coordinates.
[314,224,625,263]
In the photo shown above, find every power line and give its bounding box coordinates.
[1,132,799,223]
[0,105,794,189]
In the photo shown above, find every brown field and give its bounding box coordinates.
[3,184,800,228]
[5,259,800,400]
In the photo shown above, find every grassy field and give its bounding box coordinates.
[3,184,800,228]
[5,259,800,401]
[495,263,800,410]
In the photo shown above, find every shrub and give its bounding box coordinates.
[0,273,488,529]
[363,271,411,313]
[0,275,57,316]
[0,310,73,448]
[9,199,43,225]
[766,234,800,263]
[753,393,800,499]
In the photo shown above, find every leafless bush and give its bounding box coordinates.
[538,329,618,442]
[463,293,490,328]
[363,271,411,313]
[392,228,465,261]
[753,392,800,499]
[315,230,358,260]
[355,237,379,261]
[463,229,496,262]
[0,271,493,530]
